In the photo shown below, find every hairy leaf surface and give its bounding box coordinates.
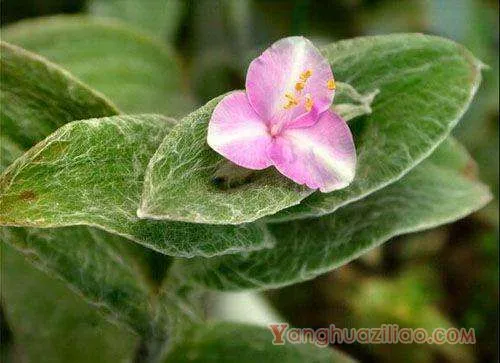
[0,244,138,363]
[164,322,354,363]
[88,0,184,42]
[140,34,482,225]
[176,139,492,290]
[3,16,191,115]
[0,115,272,257]
[270,34,483,222]
[0,40,117,168]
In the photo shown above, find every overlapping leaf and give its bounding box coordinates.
[138,94,313,225]
[0,41,271,257]
[139,34,483,225]
[88,0,184,42]
[164,322,354,363]
[1,225,208,363]
[1,227,156,336]
[0,39,164,343]
[0,40,264,359]
[270,34,484,222]
[0,115,272,257]
[0,244,138,363]
[2,16,192,115]
[175,138,492,290]
[0,41,117,168]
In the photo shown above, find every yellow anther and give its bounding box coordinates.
[284,93,299,109]
[300,69,312,82]
[304,94,314,112]
[327,79,336,90]
[295,82,305,92]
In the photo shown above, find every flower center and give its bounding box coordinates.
[270,123,282,136]
[283,69,314,111]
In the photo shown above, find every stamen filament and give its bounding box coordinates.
[305,94,314,112]
[284,93,299,109]
[300,69,312,82]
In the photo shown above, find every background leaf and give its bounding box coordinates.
[164,321,355,363]
[1,227,155,336]
[176,138,491,290]
[0,40,117,168]
[87,0,184,43]
[0,244,138,363]
[269,34,483,222]
[1,226,208,362]
[2,15,192,115]
[0,115,273,257]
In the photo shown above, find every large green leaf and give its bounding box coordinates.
[0,39,201,360]
[1,227,165,337]
[138,82,377,225]
[88,0,184,42]
[139,34,482,225]
[2,16,191,115]
[163,322,354,363]
[1,226,206,362]
[176,138,492,290]
[0,115,272,257]
[0,244,138,363]
[0,41,117,168]
[138,94,313,225]
[270,34,483,222]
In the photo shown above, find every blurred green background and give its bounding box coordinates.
[1,0,498,362]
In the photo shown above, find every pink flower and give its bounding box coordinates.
[207,36,356,192]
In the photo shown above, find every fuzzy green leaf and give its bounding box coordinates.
[138,95,313,225]
[1,228,155,336]
[138,81,377,225]
[270,34,483,222]
[139,34,482,225]
[2,16,191,115]
[0,244,138,363]
[1,225,207,362]
[0,40,117,168]
[88,0,184,42]
[0,115,273,257]
[176,139,492,290]
[0,40,204,352]
[163,322,354,363]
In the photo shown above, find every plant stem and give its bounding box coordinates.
[133,335,168,363]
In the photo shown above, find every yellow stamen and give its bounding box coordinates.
[295,82,305,92]
[300,69,312,82]
[284,93,299,109]
[327,79,336,90]
[304,94,313,112]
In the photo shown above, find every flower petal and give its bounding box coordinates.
[268,110,356,192]
[207,91,273,170]
[246,36,335,128]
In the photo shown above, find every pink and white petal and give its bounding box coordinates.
[286,106,320,129]
[207,91,273,170]
[268,110,356,192]
[246,36,335,128]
